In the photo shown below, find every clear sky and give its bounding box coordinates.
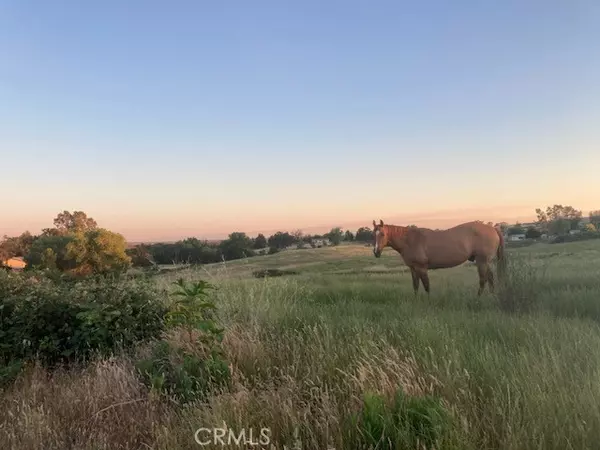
[1,1,599,241]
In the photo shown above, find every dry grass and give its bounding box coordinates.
[159,325,447,450]
[0,322,445,450]
[0,358,168,450]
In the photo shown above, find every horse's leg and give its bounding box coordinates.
[476,261,489,296]
[416,267,430,295]
[410,267,420,295]
[487,266,495,293]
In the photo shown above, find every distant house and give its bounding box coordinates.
[520,222,538,229]
[508,233,526,242]
[2,257,26,271]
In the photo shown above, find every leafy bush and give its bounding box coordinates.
[0,272,167,367]
[165,279,221,341]
[135,279,230,402]
[0,359,23,389]
[268,246,280,255]
[135,339,229,403]
[351,390,452,449]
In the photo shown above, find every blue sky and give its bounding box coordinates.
[1,0,599,240]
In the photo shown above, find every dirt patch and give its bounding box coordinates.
[252,269,298,278]
[277,261,323,271]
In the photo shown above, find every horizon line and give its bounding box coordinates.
[6,203,597,243]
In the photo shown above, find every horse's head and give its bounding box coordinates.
[372,219,387,258]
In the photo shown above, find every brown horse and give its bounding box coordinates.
[372,219,505,295]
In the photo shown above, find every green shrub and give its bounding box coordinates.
[0,359,23,389]
[351,390,452,450]
[166,279,217,328]
[268,246,280,255]
[135,339,230,403]
[135,279,230,402]
[0,273,167,367]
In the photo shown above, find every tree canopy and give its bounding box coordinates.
[355,227,373,242]
[219,232,255,261]
[535,204,582,234]
[65,229,131,276]
[325,227,343,246]
[253,233,268,249]
[53,210,98,234]
[590,210,600,229]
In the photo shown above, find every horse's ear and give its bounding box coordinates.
[372,220,377,228]
[379,219,384,226]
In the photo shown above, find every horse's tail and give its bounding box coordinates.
[495,226,506,280]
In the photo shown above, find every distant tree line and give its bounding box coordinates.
[0,215,384,271]
[509,204,600,242]
[6,206,599,274]
[1,215,416,272]
[138,225,378,266]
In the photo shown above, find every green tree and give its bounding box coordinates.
[525,227,542,239]
[536,204,582,232]
[127,244,155,267]
[40,248,58,271]
[41,228,62,237]
[326,227,343,246]
[344,230,354,241]
[53,210,98,234]
[66,228,132,276]
[219,232,255,260]
[0,231,35,259]
[355,227,373,242]
[25,234,76,271]
[0,244,10,265]
[292,229,303,243]
[253,233,268,249]
[548,218,571,236]
[267,231,295,249]
[590,210,600,229]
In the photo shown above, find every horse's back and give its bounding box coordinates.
[413,221,499,268]
[449,221,500,257]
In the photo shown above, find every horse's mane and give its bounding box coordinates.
[383,224,412,236]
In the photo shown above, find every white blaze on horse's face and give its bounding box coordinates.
[373,220,385,257]
[373,228,383,258]
[373,230,379,254]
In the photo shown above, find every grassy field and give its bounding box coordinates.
[3,239,600,449]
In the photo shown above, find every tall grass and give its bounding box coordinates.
[494,252,549,313]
